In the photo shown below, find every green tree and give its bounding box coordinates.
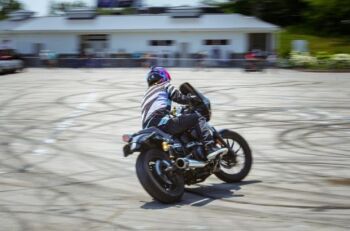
[305,0,350,35]
[49,0,87,15]
[218,0,350,35]
[0,0,22,20]
[218,0,308,26]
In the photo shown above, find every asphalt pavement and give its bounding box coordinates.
[0,68,349,230]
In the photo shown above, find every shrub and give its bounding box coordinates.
[315,51,331,60]
[329,54,350,69]
[288,52,350,70]
[289,52,318,68]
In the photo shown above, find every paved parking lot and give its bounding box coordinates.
[0,68,349,230]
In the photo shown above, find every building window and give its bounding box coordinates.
[203,39,230,46]
[149,40,175,46]
[80,34,109,55]
[81,34,108,41]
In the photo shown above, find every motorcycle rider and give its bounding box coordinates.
[141,66,226,161]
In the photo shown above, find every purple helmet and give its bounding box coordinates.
[147,66,171,86]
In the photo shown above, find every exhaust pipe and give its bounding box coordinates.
[175,158,207,169]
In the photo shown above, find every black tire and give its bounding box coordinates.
[215,130,252,183]
[136,149,184,203]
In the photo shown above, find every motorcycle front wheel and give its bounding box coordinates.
[215,130,252,183]
[136,149,184,203]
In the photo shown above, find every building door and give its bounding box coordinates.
[32,43,44,56]
[179,42,189,67]
[248,33,268,52]
[80,34,109,57]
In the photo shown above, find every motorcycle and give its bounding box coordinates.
[122,83,252,203]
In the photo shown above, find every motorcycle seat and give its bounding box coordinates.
[135,127,172,140]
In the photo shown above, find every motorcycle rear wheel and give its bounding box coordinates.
[136,149,184,203]
[215,130,252,183]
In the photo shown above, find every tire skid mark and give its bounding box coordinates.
[1,70,349,230]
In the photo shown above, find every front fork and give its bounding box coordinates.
[212,127,237,164]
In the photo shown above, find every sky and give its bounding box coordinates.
[19,0,226,16]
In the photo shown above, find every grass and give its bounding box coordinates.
[278,27,350,57]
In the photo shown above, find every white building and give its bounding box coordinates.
[0,9,279,64]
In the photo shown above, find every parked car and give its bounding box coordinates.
[0,49,24,74]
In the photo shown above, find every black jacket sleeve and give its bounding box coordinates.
[165,83,190,105]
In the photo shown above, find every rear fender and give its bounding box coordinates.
[123,132,160,157]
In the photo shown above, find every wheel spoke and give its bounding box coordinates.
[225,139,231,148]
[230,140,234,149]
[216,133,252,182]
[234,146,242,155]
[220,137,245,172]
[152,159,173,185]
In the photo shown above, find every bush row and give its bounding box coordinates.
[287,52,350,69]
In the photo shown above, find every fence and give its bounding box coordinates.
[22,57,272,69]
